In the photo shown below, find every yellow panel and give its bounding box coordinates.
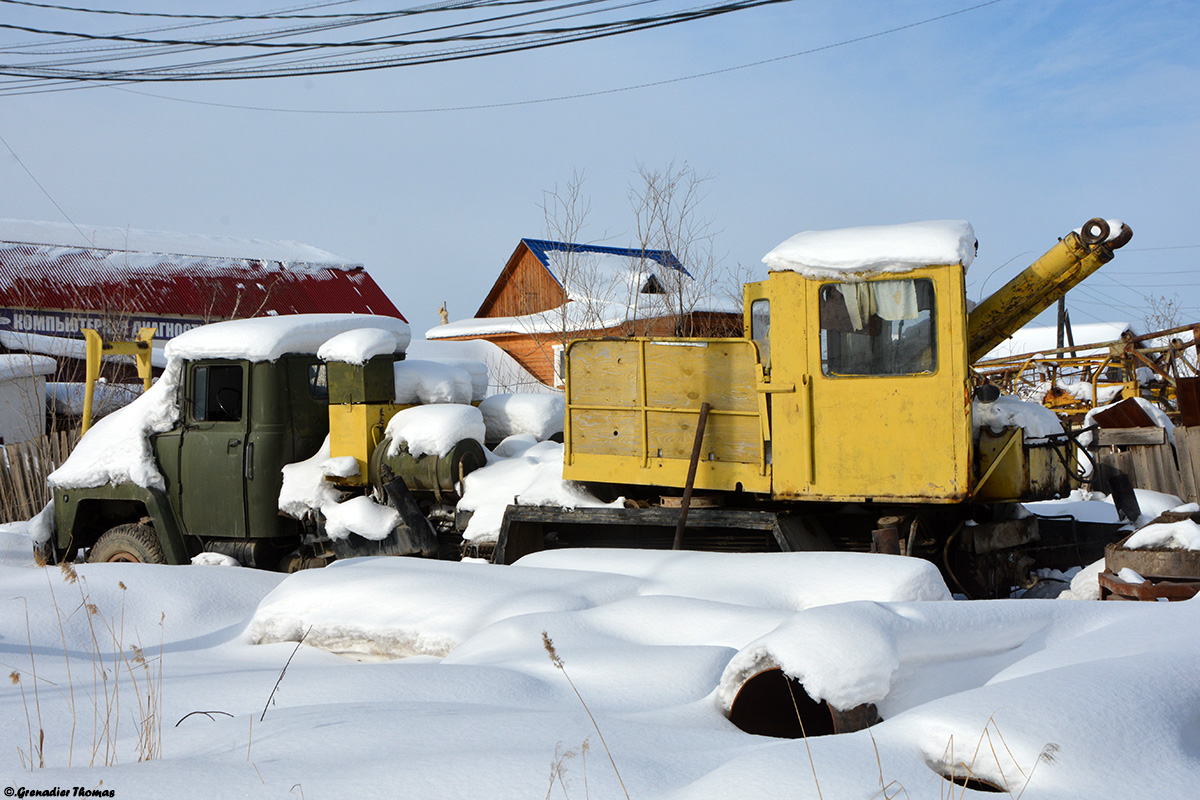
[563,336,769,492]
[646,410,760,463]
[769,267,973,502]
[644,341,758,412]
[328,402,400,486]
[562,453,771,494]
[569,409,643,457]
[568,340,640,407]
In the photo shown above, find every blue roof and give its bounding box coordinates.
[521,238,689,287]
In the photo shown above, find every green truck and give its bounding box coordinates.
[48,314,485,570]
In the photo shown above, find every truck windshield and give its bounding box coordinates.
[819,278,936,376]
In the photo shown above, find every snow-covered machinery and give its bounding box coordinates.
[49,315,486,569]
[496,218,1134,596]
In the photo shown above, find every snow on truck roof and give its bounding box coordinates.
[165,314,412,362]
[762,220,978,279]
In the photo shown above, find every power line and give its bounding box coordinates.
[0,128,92,246]
[74,0,1012,112]
[0,0,788,83]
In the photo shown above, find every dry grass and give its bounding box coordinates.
[11,559,164,770]
[542,631,629,800]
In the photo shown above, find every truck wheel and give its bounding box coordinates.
[88,523,166,564]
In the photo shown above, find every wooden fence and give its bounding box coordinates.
[0,429,79,524]
[1091,426,1200,507]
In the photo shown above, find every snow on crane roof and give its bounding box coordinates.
[165,314,411,362]
[0,218,353,266]
[762,220,977,279]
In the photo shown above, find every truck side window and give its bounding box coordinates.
[819,279,936,376]
[750,299,770,369]
[308,363,329,400]
[192,364,243,422]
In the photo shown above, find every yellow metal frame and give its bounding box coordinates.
[327,401,405,486]
[562,336,772,494]
[81,327,156,433]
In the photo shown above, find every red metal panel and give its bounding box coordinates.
[0,241,404,323]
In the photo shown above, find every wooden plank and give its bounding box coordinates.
[1176,429,1198,503]
[569,409,643,457]
[642,341,758,413]
[646,410,761,464]
[568,340,640,407]
[1096,427,1166,446]
[1182,428,1200,504]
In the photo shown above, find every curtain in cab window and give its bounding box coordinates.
[819,279,936,376]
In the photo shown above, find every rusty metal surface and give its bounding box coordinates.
[1098,570,1200,601]
[1090,397,1157,429]
[1178,377,1200,427]
[1106,540,1200,580]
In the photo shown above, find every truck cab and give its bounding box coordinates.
[49,314,485,569]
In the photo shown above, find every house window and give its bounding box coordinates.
[819,279,936,376]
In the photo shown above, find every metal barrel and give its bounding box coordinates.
[370,435,487,497]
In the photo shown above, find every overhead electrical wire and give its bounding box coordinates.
[0,0,786,85]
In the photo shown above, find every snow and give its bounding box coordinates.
[322,495,401,541]
[165,313,412,362]
[979,321,1132,361]
[1030,378,1125,406]
[1079,396,1175,446]
[384,404,486,458]
[479,392,565,442]
[316,327,401,364]
[0,329,170,369]
[191,552,241,567]
[0,353,56,381]
[457,440,620,542]
[0,217,354,266]
[1117,566,1146,584]
[47,381,144,418]
[1,546,1198,797]
[972,391,1065,441]
[420,357,489,402]
[393,359,475,404]
[1125,518,1200,551]
[278,436,344,520]
[761,220,977,278]
[46,361,183,491]
[426,251,738,341]
[1024,488,1188,528]
[406,338,551,395]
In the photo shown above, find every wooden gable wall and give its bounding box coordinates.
[475,243,567,319]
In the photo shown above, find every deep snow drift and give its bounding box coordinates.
[0,546,1197,797]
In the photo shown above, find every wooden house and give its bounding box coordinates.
[427,239,741,386]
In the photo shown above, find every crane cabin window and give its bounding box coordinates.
[819,279,936,376]
[750,299,771,368]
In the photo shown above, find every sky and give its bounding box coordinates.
[0,0,1197,341]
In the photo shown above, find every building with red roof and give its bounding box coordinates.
[0,219,403,383]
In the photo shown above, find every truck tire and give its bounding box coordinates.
[88,523,167,564]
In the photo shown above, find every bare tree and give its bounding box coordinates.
[627,160,737,337]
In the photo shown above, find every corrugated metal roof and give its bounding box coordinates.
[0,240,404,322]
[521,238,688,286]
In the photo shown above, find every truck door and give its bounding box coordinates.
[770,268,970,503]
[180,361,248,539]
